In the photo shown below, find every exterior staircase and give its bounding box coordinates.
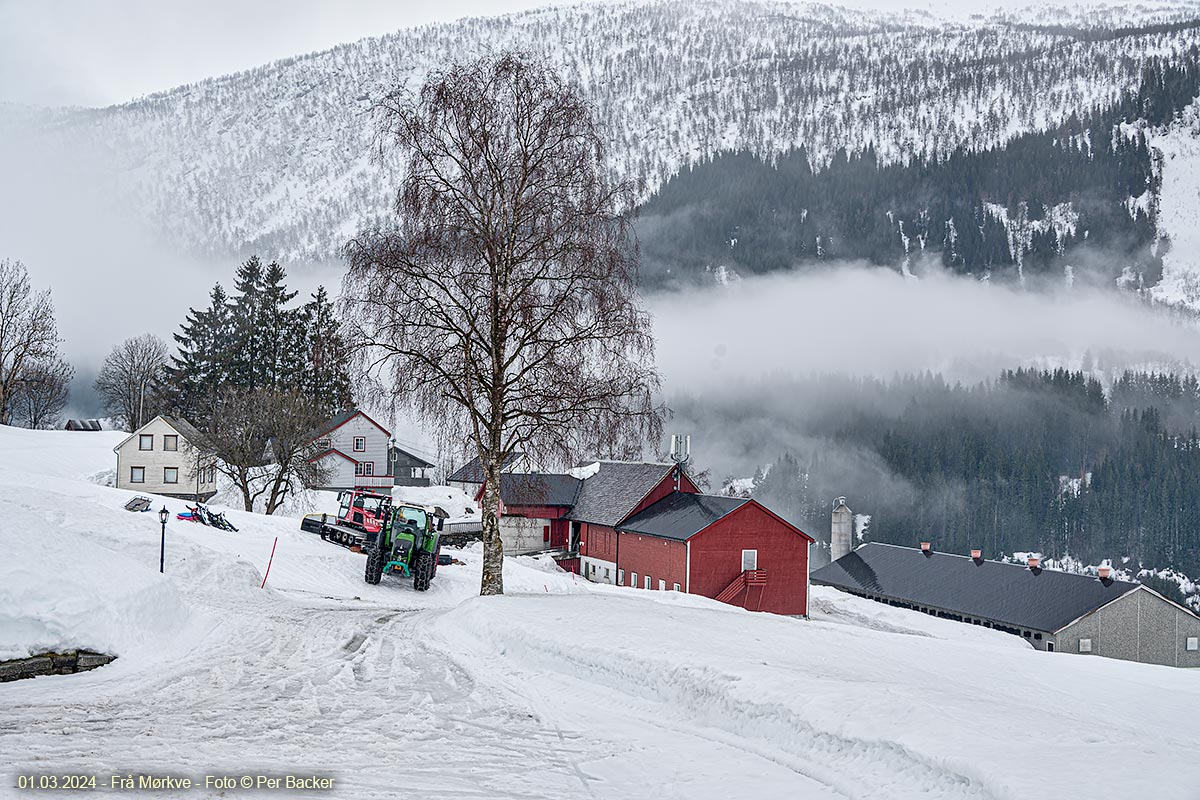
[715,569,767,610]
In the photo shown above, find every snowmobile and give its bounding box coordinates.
[179,503,239,532]
[363,502,445,591]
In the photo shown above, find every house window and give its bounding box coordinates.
[631,572,637,587]
[353,436,366,452]
[1187,637,1199,652]
[644,575,652,589]
[316,438,331,451]
[605,568,611,580]
[163,467,178,484]
[673,583,681,591]
[139,434,153,451]
[1047,642,1055,652]
[130,466,145,483]
[741,549,758,570]
[1079,638,1092,653]
[658,579,666,590]
[355,462,375,476]
[163,435,178,452]
[618,569,625,585]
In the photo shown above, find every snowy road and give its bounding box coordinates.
[3,427,1200,799]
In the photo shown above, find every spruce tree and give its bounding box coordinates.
[299,286,353,415]
[229,256,265,390]
[168,283,233,429]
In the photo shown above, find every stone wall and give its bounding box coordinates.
[0,650,116,682]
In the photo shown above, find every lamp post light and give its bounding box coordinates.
[158,506,169,574]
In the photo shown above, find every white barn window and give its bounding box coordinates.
[659,579,666,590]
[742,549,758,570]
[630,572,637,587]
[644,575,652,589]
[673,583,681,591]
[1079,638,1092,653]
[618,569,625,585]
[1187,637,1199,652]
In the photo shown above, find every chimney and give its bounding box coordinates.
[1028,556,1042,575]
[1098,565,1112,585]
[970,548,983,564]
[830,497,853,562]
[920,541,932,557]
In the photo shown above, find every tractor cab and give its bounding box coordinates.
[336,489,392,534]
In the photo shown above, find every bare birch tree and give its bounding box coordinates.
[343,52,663,596]
[0,260,60,425]
[94,333,170,431]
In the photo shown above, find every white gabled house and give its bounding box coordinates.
[306,409,394,491]
[114,416,218,501]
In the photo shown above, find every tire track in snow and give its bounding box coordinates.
[439,611,1000,800]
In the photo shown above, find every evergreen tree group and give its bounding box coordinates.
[720,368,1200,586]
[166,256,353,428]
[638,59,1200,289]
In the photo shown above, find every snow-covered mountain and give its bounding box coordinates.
[5,0,1200,268]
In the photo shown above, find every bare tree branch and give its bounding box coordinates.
[342,52,664,596]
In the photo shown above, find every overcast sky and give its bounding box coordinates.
[0,0,566,107]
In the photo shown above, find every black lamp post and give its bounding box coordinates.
[158,506,169,574]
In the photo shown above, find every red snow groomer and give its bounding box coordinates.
[300,489,392,550]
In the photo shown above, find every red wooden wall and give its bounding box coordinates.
[616,533,686,589]
[686,502,810,615]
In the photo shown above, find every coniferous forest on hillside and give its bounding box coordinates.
[637,59,1200,288]
[686,368,1200,596]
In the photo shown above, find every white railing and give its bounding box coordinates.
[354,476,395,488]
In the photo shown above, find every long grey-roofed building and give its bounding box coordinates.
[812,542,1200,668]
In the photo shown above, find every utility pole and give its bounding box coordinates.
[139,380,146,429]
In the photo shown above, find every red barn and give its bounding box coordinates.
[572,462,813,615]
[475,473,582,561]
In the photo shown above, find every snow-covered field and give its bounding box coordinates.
[2,425,1199,798]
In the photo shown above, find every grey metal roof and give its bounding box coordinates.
[161,415,205,443]
[308,409,358,441]
[498,473,582,507]
[811,543,1141,633]
[388,444,435,470]
[618,492,750,541]
[566,462,676,527]
[447,452,525,484]
[64,419,102,431]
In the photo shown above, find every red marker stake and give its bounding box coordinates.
[260,536,279,589]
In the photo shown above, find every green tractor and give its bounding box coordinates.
[364,502,446,591]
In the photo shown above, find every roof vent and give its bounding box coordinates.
[920,541,932,558]
[970,548,983,564]
[1027,556,1042,575]
[1098,565,1112,585]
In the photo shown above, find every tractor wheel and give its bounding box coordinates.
[430,547,440,580]
[413,551,434,592]
[364,547,385,585]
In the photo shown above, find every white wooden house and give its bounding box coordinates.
[113,416,217,501]
[307,410,394,491]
